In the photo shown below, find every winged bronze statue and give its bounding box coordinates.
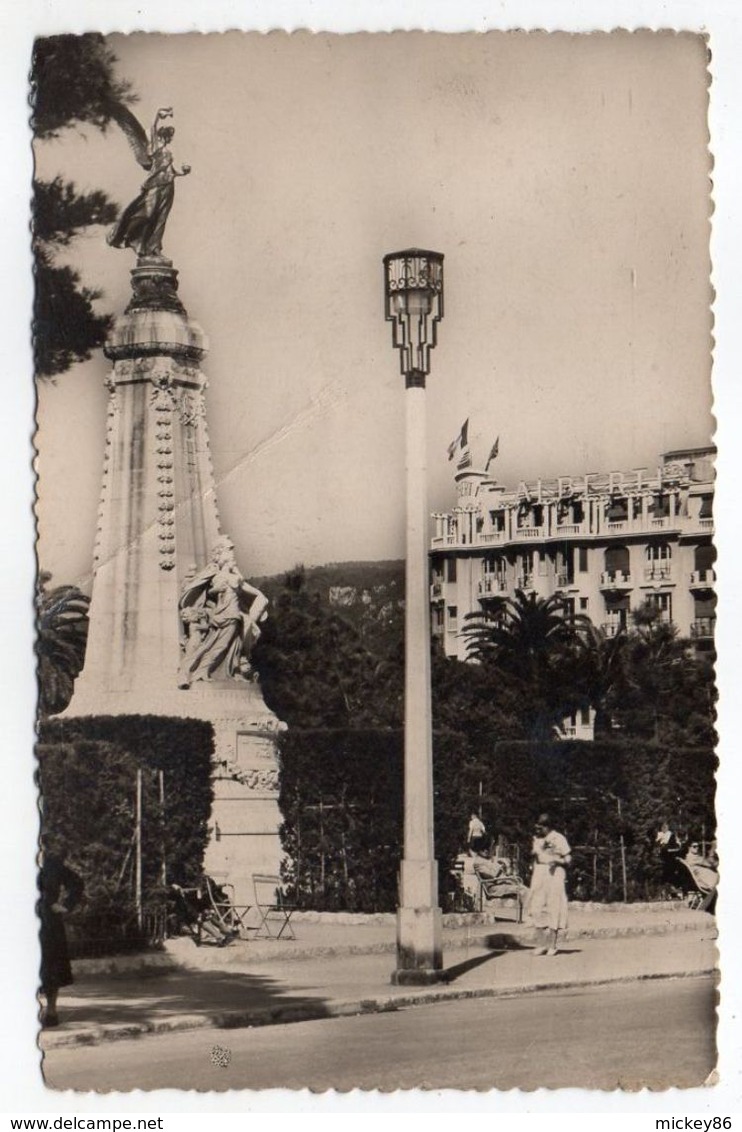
[105,103,191,259]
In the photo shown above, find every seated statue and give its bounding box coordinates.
[178,537,268,687]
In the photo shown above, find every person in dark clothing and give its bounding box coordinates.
[38,845,84,1028]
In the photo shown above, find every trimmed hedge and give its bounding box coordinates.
[37,715,215,953]
[278,728,403,912]
[278,729,716,910]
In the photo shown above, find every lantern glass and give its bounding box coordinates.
[383,249,444,378]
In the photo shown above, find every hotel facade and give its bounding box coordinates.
[430,446,716,695]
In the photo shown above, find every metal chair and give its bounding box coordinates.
[252,874,296,940]
[473,859,526,922]
[203,874,253,940]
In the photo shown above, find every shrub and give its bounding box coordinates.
[37,715,214,953]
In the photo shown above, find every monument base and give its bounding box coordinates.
[63,679,285,906]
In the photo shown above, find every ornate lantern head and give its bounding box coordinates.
[383,249,444,386]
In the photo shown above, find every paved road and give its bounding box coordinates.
[44,974,716,1093]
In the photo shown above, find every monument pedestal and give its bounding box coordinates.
[64,259,283,899]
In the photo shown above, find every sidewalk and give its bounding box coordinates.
[40,905,717,1050]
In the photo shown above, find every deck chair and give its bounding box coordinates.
[203,874,252,940]
[473,859,525,922]
[252,874,296,940]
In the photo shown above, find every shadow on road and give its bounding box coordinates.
[54,967,334,1032]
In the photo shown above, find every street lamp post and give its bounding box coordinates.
[383,248,444,984]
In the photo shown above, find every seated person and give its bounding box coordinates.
[171,882,238,946]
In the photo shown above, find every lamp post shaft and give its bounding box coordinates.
[383,249,444,983]
[393,380,443,981]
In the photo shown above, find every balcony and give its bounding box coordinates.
[554,522,585,537]
[689,568,716,590]
[478,575,507,598]
[430,581,444,601]
[478,530,507,545]
[513,526,544,541]
[555,572,576,589]
[643,566,674,585]
[599,570,633,590]
[517,574,535,590]
[691,618,715,639]
[605,520,629,534]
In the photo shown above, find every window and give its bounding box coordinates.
[580,706,591,726]
[447,559,457,584]
[580,597,589,612]
[646,542,672,563]
[578,547,588,573]
[447,605,458,632]
[647,593,672,622]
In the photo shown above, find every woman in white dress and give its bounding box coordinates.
[528,813,571,956]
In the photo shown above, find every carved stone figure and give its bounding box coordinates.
[178,538,269,687]
[106,106,191,259]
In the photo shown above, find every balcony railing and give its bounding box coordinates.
[430,581,444,600]
[555,572,575,588]
[555,523,584,536]
[606,520,628,532]
[517,574,534,590]
[478,530,507,544]
[600,570,632,589]
[478,576,507,597]
[644,566,673,583]
[689,569,715,588]
[513,527,544,540]
[691,618,715,639]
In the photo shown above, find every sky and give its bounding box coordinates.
[34,29,714,586]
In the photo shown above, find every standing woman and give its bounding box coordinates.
[528,813,571,956]
[38,840,84,1027]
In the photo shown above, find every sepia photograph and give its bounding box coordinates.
[11,11,736,1104]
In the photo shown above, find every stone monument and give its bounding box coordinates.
[63,106,283,902]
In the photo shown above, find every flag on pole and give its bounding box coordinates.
[447,419,469,461]
[485,436,500,472]
[457,448,473,471]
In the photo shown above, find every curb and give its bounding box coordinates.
[42,964,717,1051]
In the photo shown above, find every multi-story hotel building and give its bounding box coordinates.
[430,446,716,678]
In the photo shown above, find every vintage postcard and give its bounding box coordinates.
[12,14,736,1108]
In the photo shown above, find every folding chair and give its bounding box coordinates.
[252,874,296,940]
[203,874,253,941]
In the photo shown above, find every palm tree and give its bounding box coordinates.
[617,600,685,742]
[573,622,628,737]
[463,590,586,740]
[36,574,90,716]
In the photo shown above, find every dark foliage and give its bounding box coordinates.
[30,35,134,377]
[251,566,404,730]
[30,34,134,140]
[38,715,215,951]
[276,725,716,911]
[33,250,113,378]
[277,728,403,912]
[35,575,90,716]
[34,177,119,246]
[462,590,588,740]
